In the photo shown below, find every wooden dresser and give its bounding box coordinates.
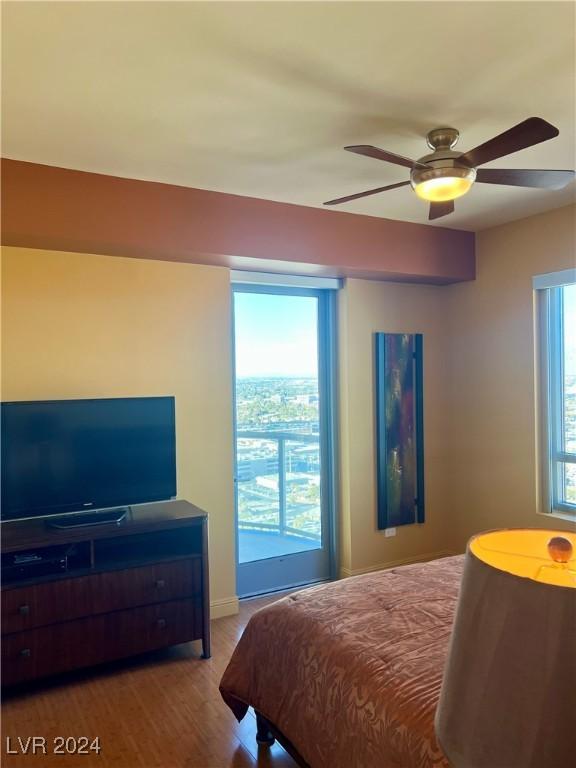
[1,500,210,686]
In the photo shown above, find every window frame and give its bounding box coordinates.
[536,270,576,519]
[230,280,340,596]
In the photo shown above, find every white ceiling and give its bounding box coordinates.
[2,1,575,231]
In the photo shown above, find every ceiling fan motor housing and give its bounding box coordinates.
[410,127,477,200]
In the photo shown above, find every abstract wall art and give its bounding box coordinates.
[374,333,425,529]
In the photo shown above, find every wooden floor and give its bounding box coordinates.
[2,593,298,768]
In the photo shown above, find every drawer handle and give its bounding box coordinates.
[19,605,30,616]
[20,648,31,658]
[155,579,166,589]
[156,618,167,629]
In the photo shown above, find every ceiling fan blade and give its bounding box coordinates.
[429,200,454,220]
[459,118,559,168]
[476,168,575,189]
[324,180,410,206]
[345,145,425,169]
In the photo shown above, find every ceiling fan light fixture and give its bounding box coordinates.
[411,165,476,202]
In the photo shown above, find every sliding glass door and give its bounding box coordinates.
[233,285,336,597]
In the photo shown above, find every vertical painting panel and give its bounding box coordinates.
[375,333,424,529]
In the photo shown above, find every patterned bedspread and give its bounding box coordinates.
[220,556,463,768]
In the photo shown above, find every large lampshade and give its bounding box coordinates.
[435,529,576,768]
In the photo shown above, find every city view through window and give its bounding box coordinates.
[562,284,575,504]
[234,291,323,564]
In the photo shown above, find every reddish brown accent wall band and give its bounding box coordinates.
[1,159,475,283]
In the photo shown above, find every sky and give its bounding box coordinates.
[234,292,318,378]
[232,285,575,378]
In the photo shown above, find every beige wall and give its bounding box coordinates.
[1,247,237,617]
[338,278,453,575]
[446,204,576,549]
[2,205,574,598]
[338,204,576,574]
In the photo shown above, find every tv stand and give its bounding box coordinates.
[1,500,210,686]
[47,507,129,529]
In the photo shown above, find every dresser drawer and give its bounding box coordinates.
[90,558,201,614]
[1,558,201,634]
[2,597,201,686]
[2,578,91,635]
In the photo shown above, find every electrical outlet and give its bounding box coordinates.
[385,527,397,538]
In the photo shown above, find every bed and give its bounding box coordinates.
[220,555,462,768]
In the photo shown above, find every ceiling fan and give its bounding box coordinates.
[324,117,575,220]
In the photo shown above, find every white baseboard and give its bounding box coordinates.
[210,596,239,620]
[339,550,455,579]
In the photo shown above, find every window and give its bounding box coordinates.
[230,272,340,597]
[536,270,576,518]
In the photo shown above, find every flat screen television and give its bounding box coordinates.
[1,397,177,522]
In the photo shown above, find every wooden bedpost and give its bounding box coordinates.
[255,712,276,746]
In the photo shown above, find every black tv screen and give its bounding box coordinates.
[1,397,177,521]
